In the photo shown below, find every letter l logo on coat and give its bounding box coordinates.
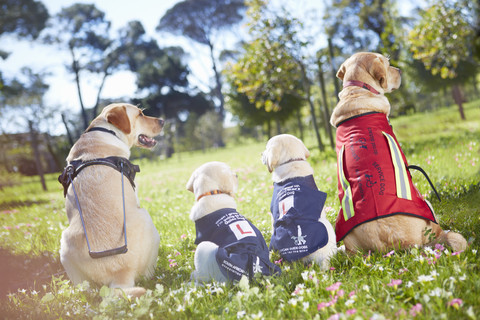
[229,220,256,240]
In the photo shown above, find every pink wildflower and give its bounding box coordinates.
[327,314,340,320]
[383,250,395,257]
[329,267,336,271]
[180,234,187,239]
[326,282,342,292]
[395,309,407,317]
[346,309,357,315]
[274,258,283,264]
[144,197,152,202]
[4,226,11,230]
[435,243,444,251]
[317,301,330,310]
[448,298,463,310]
[398,268,408,275]
[387,279,402,289]
[337,289,345,297]
[452,251,464,256]
[409,303,422,317]
[348,290,356,298]
[168,259,177,268]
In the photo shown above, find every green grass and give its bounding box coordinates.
[1,101,479,319]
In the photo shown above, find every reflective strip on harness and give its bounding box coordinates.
[382,132,412,200]
[338,145,355,221]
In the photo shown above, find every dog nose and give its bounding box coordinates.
[158,118,165,127]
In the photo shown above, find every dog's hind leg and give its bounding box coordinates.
[110,270,147,298]
[429,228,468,252]
[192,241,227,284]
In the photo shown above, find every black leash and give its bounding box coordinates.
[65,162,129,259]
[407,165,441,202]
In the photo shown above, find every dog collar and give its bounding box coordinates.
[343,80,380,95]
[196,190,227,201]
[276,158,305,169]
[86,127,117,137]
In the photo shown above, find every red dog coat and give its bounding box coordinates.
[335,112,437,242]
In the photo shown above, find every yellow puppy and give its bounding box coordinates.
[262,134,339,270]
[330,52,467,253]
[59,103,163,297]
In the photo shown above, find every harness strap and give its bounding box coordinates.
[58,157,139,197]
[407,165,441,202]
[65,161,129,259]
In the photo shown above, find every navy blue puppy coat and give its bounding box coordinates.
[195,208,281,281]
[270,175,330,261]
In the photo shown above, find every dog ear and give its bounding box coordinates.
[106,105,131,134]
[336,63,346,80]
[303,143,310,159]
[186,171,196,193]
[262,146,277,173]
[370,57,388,89]
[228,171,238,195]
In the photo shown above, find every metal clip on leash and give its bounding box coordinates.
[68,163,128,259]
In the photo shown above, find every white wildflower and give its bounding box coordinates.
[345,299,355,306]
[417,275,435,282]
[303,302,310,311]
[429,288,443,297]
[405,281,414,288]
[237,310,246,318]
[176,305,185,312]
[424,246,435,255]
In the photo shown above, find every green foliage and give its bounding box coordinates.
[1,102,479,318]
[408,0,477,80]
[157,0,246,46]
[0,0,49,40]
[225,0,310,131]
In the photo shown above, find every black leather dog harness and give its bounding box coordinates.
[57,127,140,258]
[58,156,139,197]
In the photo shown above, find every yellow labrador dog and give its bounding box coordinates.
[330,52,467,253]
[59,103,163,297]
[187,161,280,284]
[262,134,338,270]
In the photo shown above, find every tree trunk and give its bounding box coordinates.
[452,85,466,120]
[298,61,324,152]
[28,121,47,191]
[207,41,225,147]
[266,119,272,139]
[296,108,304,141]
[328,38,340,102]
[44,133,62,172]
[317,59,335,149]
[91,70,110,120]
[61,113,75,147]
[70,46,89,130]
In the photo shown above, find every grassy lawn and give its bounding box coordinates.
[1,100,479,319]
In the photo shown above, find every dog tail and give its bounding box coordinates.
[114,287,147,298]
[436,230,468,252]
